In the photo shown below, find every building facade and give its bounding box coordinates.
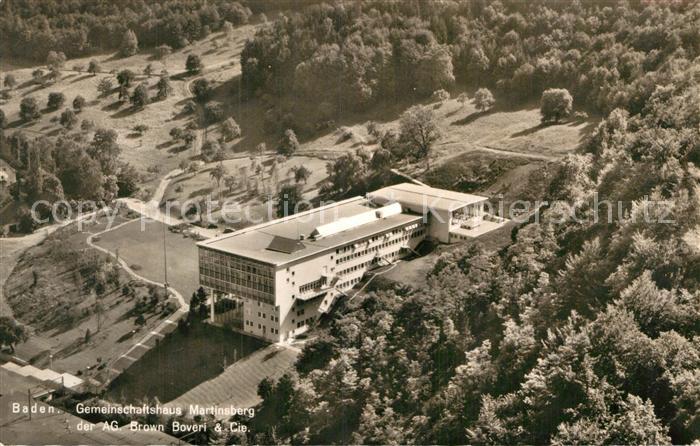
[198,183,504,342]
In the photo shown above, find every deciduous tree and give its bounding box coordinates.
[88,59,100,75]
[120,29,139,57]
[60,109,78,129]
[130,83,150,108]
[47,92,66,109]
[97,78,113,96]
[278,129,299,157]
[20,97,40,121]
[186,54,203,75]
[73,95,86,112]
[399,105,440,167]
[474,88,495,112]
[0,317,28,353]
[540,88,573,123]
[221,117,241,141]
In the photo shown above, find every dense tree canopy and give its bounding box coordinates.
[0,0,252,61]
[248,3,700,445]
[241,1,700,136]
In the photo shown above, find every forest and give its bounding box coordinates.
[242,1,700,444]
[0,0,253,60]
[241,0,700,135]
[0,129,139,232]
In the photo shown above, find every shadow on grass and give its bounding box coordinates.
[110,105,144,119]
[168,144,190,154]
[262,348,280,362]
[188,186,214,198]
[101,100,123,112]
[116,330,136,343]
[510,122,549,138]
[157,140,176,149]
[451,110,489,126]
[70,74,92,84]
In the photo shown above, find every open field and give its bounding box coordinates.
[106,320,266,404]
[94,219,199,301]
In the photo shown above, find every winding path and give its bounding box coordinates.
[86,218,190,378]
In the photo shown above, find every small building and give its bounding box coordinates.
[198,183,506,342]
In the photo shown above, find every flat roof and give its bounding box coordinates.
[368,183,487,212]
[199,197,422,266]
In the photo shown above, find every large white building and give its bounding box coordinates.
[198,183,505,342]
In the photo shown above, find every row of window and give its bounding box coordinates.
[245,320,279,335]
[201,276,275,305]
[337,234,413,264]
[200,270,274,294]
[411,229,425,238]
[299,277,326,293]
[338,276,362,289]
[296,317,314,328]
[335,224,422,255]
[200,249,273,277]
[338,258,378,276]
[338,247,406,277]
[256,311,279,322]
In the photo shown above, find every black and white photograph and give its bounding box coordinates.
[0,0,699,444]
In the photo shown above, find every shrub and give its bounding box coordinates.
[432,89,450,102]
[73,95,86,112]
[133,124,149,134]
[221,117,241,141]
[183,100,198,114]
[204,102,224,124]
[20,97,41,121]
[47,92,66,109]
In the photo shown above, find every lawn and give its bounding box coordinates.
[95,219,199,300]
[105,320,267,404]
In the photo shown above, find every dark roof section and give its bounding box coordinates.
[266,235,306,254]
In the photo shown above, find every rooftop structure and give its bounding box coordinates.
[199,197,422,266]
[368,182,488,213]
